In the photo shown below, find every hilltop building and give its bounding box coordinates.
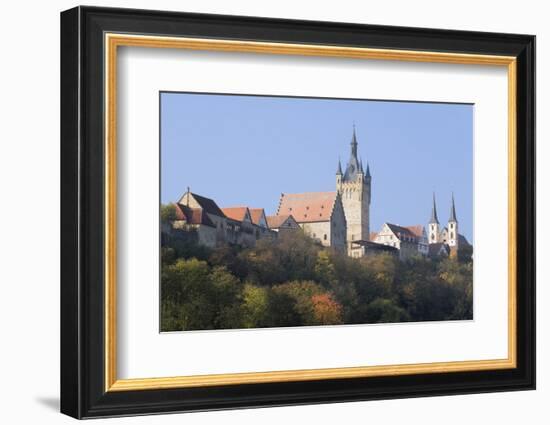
[371,194,471,259]
[165,127,472,261]
[266,214,301,233]
[276,191,347,253]
[427,193,472,257]
[336,125,372,255]
[372,223,429,260]
[169,191,278,248]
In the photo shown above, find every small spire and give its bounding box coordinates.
[366,162,371,178]
[336,157,342,175]
[449,192,458,222]
[359,158,363,173]
[350,124,358,158]
[429,192,439,224]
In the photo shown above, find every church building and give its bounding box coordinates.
[428,193,472,257]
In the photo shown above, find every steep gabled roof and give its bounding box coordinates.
[221,207,251,223]
[178,191,226,217]
[266,214,299,229]
[405,225,425,238]
[385,223,417,240]
[458,234,471,247]
[428,242,450,257]
[174,203,215,227]
[249,208,267,227]
[277,192,338,223]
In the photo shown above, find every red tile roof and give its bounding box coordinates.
[386,223,417,241]
[369,232,378,241]
[266,214,297,229]
[221,207,250,222]
[174,203,215,227]
[405,225,425,238]
[277,192,338,223]
[248,208,266,226]
[180,192,226,217]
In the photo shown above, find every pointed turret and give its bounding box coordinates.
[343,125,362,182]
[336,158,343,175]
[428,193,440,244]
[449,193,457,222]
[366,162,371,178]
[429,192,439,224]
[350,124,358,158]
[447,193,459,248]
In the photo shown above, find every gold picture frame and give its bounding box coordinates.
[104,33,517,392]
[61,6,534,419]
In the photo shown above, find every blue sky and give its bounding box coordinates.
[161,92,473,242]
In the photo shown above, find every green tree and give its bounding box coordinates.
[272,281,325,324]
[265,290,302,327]
[160,203,177,223]
[241,284,270,328]
[161,258,215,331]
[363,298,410,323]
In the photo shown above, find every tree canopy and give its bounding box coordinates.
[161,224,473,331]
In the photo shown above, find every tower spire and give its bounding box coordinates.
[429,192,439,224]
[350,123,358,158]
[449,192,457,222]
[336,157,343,175]
[366,162,371,178]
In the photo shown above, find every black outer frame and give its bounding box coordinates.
[60,6,535,419]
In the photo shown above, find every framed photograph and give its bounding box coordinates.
[60,6,535,419]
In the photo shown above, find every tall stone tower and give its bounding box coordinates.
[428,192,440,244]
[447,193,459,247]
[336,126,371,255]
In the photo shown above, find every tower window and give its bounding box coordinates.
[324,234,327,240]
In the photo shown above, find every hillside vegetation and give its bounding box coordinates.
[161,228,473,332]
